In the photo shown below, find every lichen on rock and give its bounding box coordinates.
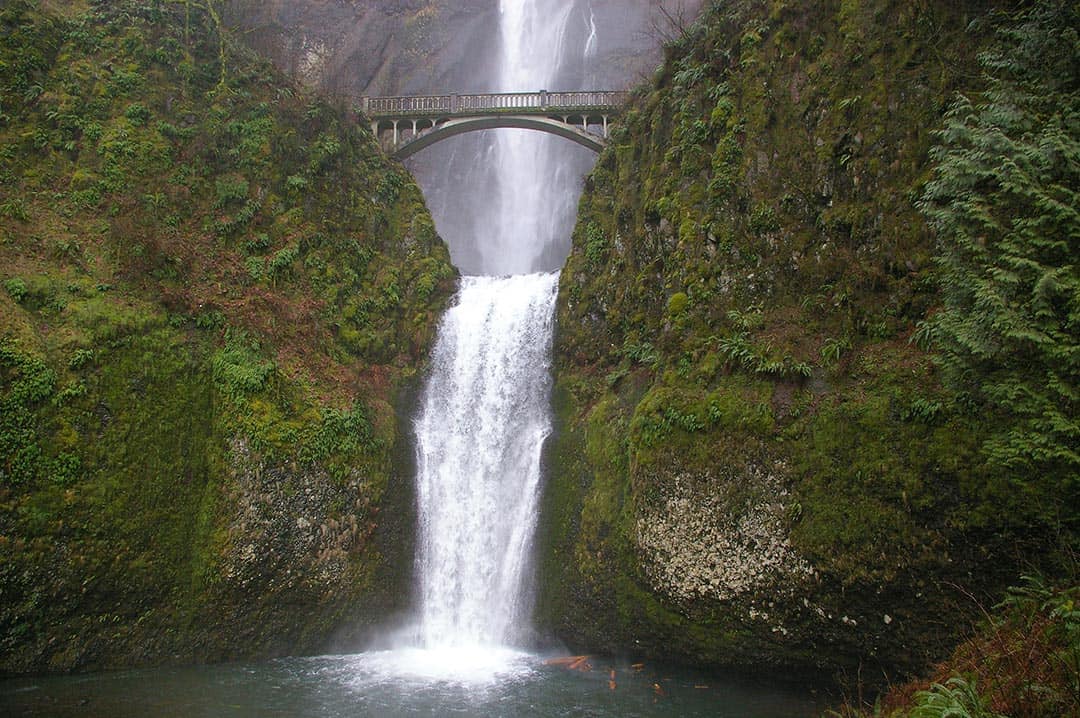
[635,464,814,605]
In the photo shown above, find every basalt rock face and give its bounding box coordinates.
[537,0,1072,685]
[0,0,452,675]
[222,0,498,96]
[223,0,706,96]
[222,0,706,275]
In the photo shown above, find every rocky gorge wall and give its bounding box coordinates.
[0,0,705,677]
[0,0,453,674]
[221,0,498,97]
[222,0,707,97]
[537,0,1075,684]
[4,0,1072,694]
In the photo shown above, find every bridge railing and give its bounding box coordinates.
[457,92,544,111]
[544,91,628,109]
[362,90,629,118]
[365,95,454,115]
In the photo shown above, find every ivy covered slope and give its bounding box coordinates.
[539,0,1077,682]
[0,0,453,674]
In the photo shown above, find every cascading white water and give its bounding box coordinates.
[404,0,579,660]
[413,273,558,648]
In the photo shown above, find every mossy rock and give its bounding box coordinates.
[538,0,1072,688]
[0,0,453,675]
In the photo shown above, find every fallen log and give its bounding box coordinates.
[543,655,593,672]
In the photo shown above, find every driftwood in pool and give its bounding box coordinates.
[543,655,592,672]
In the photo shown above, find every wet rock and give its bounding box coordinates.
[220,439,374,593]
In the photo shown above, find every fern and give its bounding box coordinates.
[211,331,274,402]
[718,332,812,379]
[917,0,1080,482]
[909,677,1005,718]
[583,221,608,268]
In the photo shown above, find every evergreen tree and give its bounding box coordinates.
[919,1,1079,494]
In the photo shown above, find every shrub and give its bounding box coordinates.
[4,277,28,302]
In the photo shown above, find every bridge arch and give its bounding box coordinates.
[388,115,606,160]
[362,90,627,160]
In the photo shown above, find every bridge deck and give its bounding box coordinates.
[362,90,628,119]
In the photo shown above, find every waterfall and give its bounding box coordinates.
[413,274,558,648]
[480,0,576,274]
[584,5,598,61]
[406,0,581,656]
[345,1,718,689]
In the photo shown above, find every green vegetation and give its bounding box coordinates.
[0,339,59,487]
[0,0,452,674]
[918,0,1079,492]
[903,678,1007,718]
[540,0,1077,687]
[836,578,1079,717]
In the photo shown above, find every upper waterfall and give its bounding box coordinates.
[481,0,581,275]
[407,0,610,276]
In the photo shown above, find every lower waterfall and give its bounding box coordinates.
[413,272,560,649]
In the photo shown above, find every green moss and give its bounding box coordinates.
[0,0,452,675]
[541,0,1072,686]
[665,291,688,317]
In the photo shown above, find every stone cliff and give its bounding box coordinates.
[538,0,1076,686]
[0,0,453,674]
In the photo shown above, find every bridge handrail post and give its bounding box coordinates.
[451,94,458,113]
[540,89,548,109]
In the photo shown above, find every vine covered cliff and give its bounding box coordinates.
[0,0,453,674]
[540,0,1077,686]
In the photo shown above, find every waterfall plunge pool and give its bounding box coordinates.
[0,650,825,717]
[0,276,826,715]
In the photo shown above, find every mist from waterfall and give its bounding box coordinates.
[409,1,602,276]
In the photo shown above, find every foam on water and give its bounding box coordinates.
[342,646,537,687]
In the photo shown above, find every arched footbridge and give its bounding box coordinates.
[361,90,628,159]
